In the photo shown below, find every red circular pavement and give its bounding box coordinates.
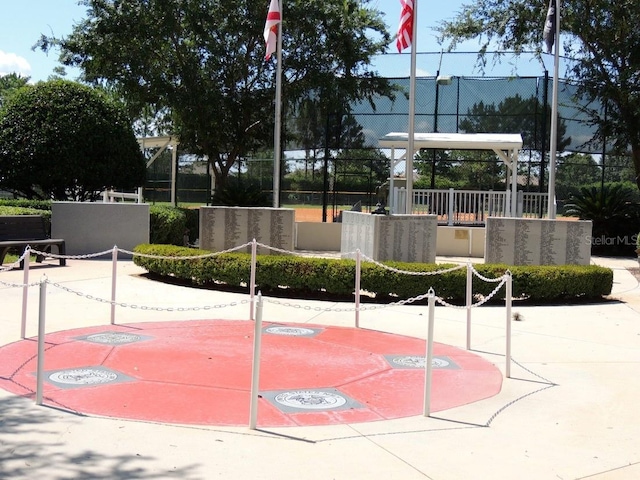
[0,320,502,427]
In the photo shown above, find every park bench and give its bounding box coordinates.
[0,215,66,268]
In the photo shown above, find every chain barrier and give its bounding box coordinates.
[4,240,509,313]
[47,281,249,312]
[4,239,554,428]
[436,277,508,309]
[470,265,508,283]
[29,247,115,260]
[0,278,42,288]
[117,241,252,260]
[264,290,434,313]
[0,249,31,273]
[360,253,467,276]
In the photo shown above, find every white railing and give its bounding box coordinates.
[102,187,143,203]
[394,188,548,224]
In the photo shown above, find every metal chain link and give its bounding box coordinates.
[29,247,115,260]
[264,290,436,313]
[118,241,252,260]
[360,253,467,276]
[0,278,42,288]
[48,281,249,312]
[435,277,507,309]
[0,249,32,272]
[470,265,509,283]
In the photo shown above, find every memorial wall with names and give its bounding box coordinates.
[199,207,295,254]
[341,212,437,263]
[485,217,592,265]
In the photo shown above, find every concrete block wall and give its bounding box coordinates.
[51,202,150,255]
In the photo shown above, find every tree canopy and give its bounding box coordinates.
[0,80,146,201]
[437,0,640,189]
[39,0,394,189]
[0,73,30,108]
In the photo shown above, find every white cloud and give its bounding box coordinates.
[0,50,31,77]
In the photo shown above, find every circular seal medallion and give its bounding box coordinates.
[392,355,426,368]
[274,390,347,409]
[392,356,450,368]
[264,326,316,336]
[49,368,118,385]
[85,333,141,344]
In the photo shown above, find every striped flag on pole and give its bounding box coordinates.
[543,0,556,53]
[396,0,414,52]
[264,0,281,60]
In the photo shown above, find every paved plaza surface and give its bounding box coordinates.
[0,255,639,479]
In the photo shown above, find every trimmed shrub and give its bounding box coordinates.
[132,244,613,303]
[149,205,187,245]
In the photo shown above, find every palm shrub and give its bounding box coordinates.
[564,184,640,255]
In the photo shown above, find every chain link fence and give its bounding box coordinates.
[144,74,632,212]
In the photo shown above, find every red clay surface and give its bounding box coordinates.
[0,320,502,427]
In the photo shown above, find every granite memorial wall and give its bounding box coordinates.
[485,217,592,265]
[341,211,437,263]
[199,206,295,254]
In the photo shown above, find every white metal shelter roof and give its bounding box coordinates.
[379,132,523,216]
[378,132,522,154]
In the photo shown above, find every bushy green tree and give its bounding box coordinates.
[38,0,393,190]
[0,80,145,200]
[0,73,30,108]
[437,0,640,190]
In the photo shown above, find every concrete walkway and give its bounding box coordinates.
[0,255,639,480]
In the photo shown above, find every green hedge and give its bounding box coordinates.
[0,205,52,233]
[132,244,613,303]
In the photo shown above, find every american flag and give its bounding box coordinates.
[396,0,414,52]
[264,0,281,60]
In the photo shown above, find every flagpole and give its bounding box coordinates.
[272,0,283,208]
[547,0,560,219]
[405,0,417,214]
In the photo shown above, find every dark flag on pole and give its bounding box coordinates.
[543,0,556,53]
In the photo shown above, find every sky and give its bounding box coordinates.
[0,0,555,83]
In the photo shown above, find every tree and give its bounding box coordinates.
[0,80,146,201]
[457,94,570,191]
[39,0,393,190]
[0,73,30,108]
[437,0,640,190]
[459,94,570,153]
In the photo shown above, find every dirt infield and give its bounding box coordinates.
[294,207,331,223]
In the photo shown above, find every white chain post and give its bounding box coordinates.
[249,239,257,321]
[21,247,31,339]
[35,275,47,406]
[505,270,513,378]
[111,245,118,324]
[355,249,361,328]
[466,262,472,350]
[424,287,436,417]
[249,291,263,429]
